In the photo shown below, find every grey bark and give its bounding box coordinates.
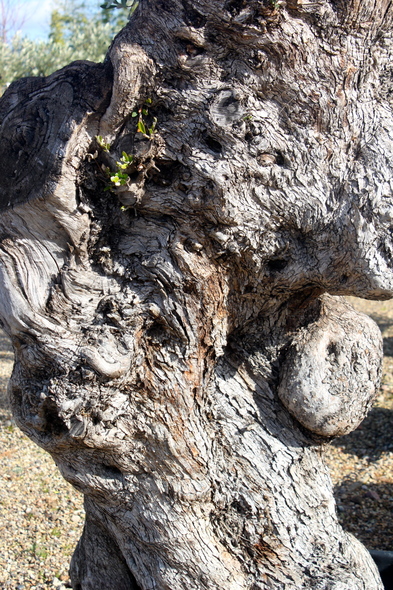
[0,0,392,588]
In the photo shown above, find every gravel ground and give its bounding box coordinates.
[0,333,83,590]
[0,297,393,588]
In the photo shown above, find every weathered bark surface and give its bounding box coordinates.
[0,0,393,588]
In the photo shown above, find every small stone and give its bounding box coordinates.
[366,490,381,501]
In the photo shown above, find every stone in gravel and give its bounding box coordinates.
[366,490,381,501]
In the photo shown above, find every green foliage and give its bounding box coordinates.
[109,170,129,186]
[101,0,139,16]
[132,99,157,138]
[268,0,283,9]
[95,99,157,202]
[105,150,134,188]
[0,0,128,92]
[95,135,135,191]
[96,135,111,152]
[117,151,134,169]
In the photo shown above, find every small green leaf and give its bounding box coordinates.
[142,108,149,116]
[131,111,138,117]
[137,119,147,135]
[145,97,152,104]
[121,151,133,163]
[110,171,129,186]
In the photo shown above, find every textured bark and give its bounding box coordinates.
[0,0,393,588]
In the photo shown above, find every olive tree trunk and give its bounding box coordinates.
[1,1,393,588]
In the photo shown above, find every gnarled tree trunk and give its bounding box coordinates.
[0,1,392,588]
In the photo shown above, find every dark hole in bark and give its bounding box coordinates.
[183,280,199,295]
[220,94,238,109]
[102,464,123,479]
[42,399,68,435]
[176,37,205,57]
[204,135,223,154]
[244,285,254,293]
[231,498,253,516]
[275,150,286,167]
[225,0,247,16]
[147,321,170,344]
[148,159,182,187]
[267,258,288,272]
[182,0,207,28]
[327,342,339,359]
[329,0,343,12]
[128,170,140,182]
[340,273,349,284]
